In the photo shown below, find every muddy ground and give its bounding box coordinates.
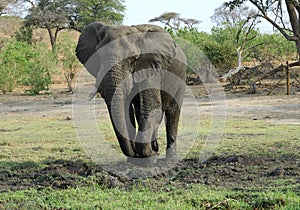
[0,81,299,196]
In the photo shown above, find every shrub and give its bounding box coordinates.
[171,27,298,75]
[14,25,34,45]
[21,43,54,95]
[0,40,53,94]
[0,40,29,93]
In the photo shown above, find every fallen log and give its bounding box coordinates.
[219,66,245,83]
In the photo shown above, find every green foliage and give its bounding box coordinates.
[14,25,34,45]
[171,26,297,74]
[74,0,125,29]
[173,28,212,76]
[21,43,53,95]
[0,40,53,94]
[174,27,237,70]
[0,40,29,93]
[211,26,241,68]
[24,0,126,50]
[57,32,81,92]
[252,32,298,61]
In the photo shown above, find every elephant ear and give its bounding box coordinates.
[76,22,104,65]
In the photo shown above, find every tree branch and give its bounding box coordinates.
[249,0,297,41]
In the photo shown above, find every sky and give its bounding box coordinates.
[123,0,230,32]
[123,0,273,33]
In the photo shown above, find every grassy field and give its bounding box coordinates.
[0,92,299,209]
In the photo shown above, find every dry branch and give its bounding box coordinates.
[219,66,245,82]
[251,61,300,84]
[249,61,300,93]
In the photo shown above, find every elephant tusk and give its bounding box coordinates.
[88,86,98,101]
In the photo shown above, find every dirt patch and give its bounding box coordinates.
[173,155,300,189]
[0,154,299,193]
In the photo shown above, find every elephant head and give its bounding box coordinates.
[76,22,186,161]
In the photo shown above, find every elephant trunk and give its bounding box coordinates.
[107,104,136,157]
[105,89,136,157]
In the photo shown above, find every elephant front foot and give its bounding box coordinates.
[135,142,158,158]
[166,146,176,160]
[127,156,157,167]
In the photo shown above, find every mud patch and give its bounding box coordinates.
[1,154,299,193]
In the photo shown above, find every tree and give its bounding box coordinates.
[225,0,300,61]
[149,12,201,30]
[25,0,75,52]
[14,25,34,45]
[0,0,16,16]
[211,4,262,82]
[212,5,261,66]
[72,0,125,31]
[212,3,257,27]
[24,0,126,52]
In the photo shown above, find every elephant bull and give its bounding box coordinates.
[75,22,186,160]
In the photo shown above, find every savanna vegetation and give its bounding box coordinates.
[0,0,299,209]
[0,16,297,94]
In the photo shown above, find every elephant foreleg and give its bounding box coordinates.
[165,101,181,160]
[151,111,164,154]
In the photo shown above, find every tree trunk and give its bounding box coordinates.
[295,40,300,61]
[237,48,243,68]
[285,0,300,59]
[219,48,244,83]
[46,26,56,53]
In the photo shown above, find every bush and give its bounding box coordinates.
[171,28,235,76]
[0,40,28,93]
[14,25,34,45]
[252,32,298,62]
[171,27,298,75]
[21,43,53,95]
[0,40,54,94]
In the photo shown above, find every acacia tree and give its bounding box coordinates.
[149,12,201,30]
[24,0,125,52]
[25,0,71,52]
[72,0,125,31]
[225,0,300,62]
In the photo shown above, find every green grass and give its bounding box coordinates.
[0,115,86,162]
[0,185,299,209]
[217,118,300,156]
[0,111,299,209]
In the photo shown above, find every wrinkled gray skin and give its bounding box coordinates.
[76,22,186,160]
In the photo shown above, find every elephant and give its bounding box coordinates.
[75,22,186,161]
